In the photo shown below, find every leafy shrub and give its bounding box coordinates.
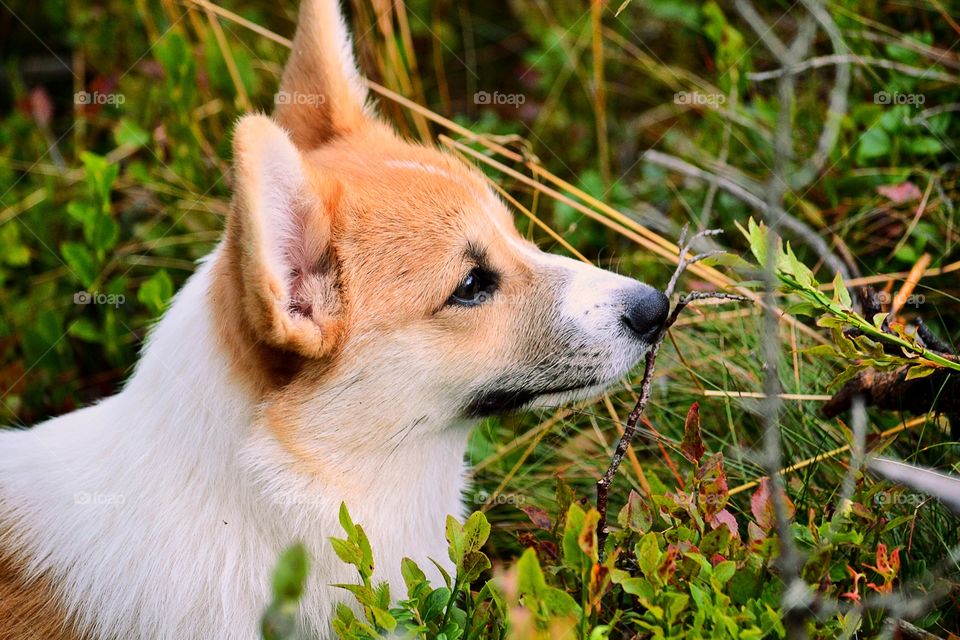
[262,405,921,639]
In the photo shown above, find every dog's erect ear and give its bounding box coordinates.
[274,0,373,149]
[227,114,345,358]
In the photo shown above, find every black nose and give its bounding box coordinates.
[622,287,670,341]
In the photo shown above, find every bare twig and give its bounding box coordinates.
[795,0,851,190]
[595,227,749,551]
[747,54,958,83]
[643,150,856,280]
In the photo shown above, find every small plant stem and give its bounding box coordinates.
[440,576,461,628]
[596,227,748,552]
[792,281,960,373]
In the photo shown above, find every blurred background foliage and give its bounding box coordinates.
[1,0,959,634]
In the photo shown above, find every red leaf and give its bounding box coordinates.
[750,478,794,532]
[29,87,53,127]
[710,509,740,539]
[751,479,775,531]
[680,402,705,464]
[877,181,922,204]
[697,453,728,518]
[520,505,552,530]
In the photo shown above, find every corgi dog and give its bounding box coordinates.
[0,0,669,638]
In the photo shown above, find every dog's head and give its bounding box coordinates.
[216,0,668,464]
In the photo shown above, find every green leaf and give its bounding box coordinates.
[832,272,852,309]
[516,548,581,617]
[785,301,820,317]
[905,365,936,380]
[271,543,310,601]
[355,525,374,580]
[446,515,465,566]
[61,242,98,288]
[637,532,661,579]
[338,503,357,536]
[856,127,891,163]
[816,315,846,329]
[429,559,453,589]
[68,317,101,343]
[335,583,377,609]
[561,502,588,573]
[421,587,450,622]
[828,365,862,391]
[370,607,396,632]
[401,557,427,597]
[114,119,151,148]
[461,511,491,556]
[137,270,174,316]
[0,224,30,266]
[618,490,653,533]
[805,344,839,358]
[330,537,362,567]
[79,151,119,207]
[460,550,491,584]
[712,560,737,586]
[907,136,943,155]
[737,218,768,266]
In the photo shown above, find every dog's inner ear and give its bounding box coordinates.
[226,114,345,359]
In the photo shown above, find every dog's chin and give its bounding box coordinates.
[462,347,651,418]
[525,380,619,410]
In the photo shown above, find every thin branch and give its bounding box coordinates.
[596,228,749,551]
[747,54,958,83]
[795,0,851,189]
[643,149,856,280]
[733,0,793,64]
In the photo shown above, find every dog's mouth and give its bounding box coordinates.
[462,377,608,418]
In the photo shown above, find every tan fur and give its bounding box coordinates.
[274,0,369,148]
[216,90,572,466]
[226,126,557,472]
[0,529,85,640]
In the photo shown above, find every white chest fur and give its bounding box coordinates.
[0,256,471,640]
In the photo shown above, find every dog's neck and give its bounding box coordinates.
[128,247,473,536]
[129,248,472,491]
[1,250,471,637]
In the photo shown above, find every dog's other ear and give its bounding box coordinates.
[274,0,373,149]
[226,114,346,359]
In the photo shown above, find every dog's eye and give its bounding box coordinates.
[448,268,496,306]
